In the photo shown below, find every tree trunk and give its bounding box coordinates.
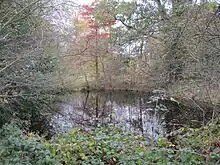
[95,29,99,88]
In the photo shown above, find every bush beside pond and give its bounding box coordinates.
[0,118,219,165]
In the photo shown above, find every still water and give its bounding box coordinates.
[43,90,212,140]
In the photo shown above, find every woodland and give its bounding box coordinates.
[0,0,220,164]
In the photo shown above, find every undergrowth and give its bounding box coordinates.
[0,118,219,165]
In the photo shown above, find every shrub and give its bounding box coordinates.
[0,119,219,165]
[0,124,57,165]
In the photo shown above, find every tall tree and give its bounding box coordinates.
[76,0,115,87]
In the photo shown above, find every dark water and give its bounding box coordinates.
[36,90,213,140]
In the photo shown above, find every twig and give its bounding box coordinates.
[0,0,43,32]
[0,58,19,73]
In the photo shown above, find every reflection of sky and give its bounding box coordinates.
[50,97,167,140]
[111,102,165,140]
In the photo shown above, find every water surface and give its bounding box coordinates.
[46,91,212,140]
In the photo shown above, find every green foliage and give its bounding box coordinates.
[179,118,220,162]
[36,56,57,74]
[0,0,59,133]
[207,2,217,11]
[1,119,219,164]
[46,127,146,164]
[93,0,159,54]
[0,94,57,146]
[0,124,57,165]
[91,0,220,92]
[0,0,57,99]
[14,95,55,126]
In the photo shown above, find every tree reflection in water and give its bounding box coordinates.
[50,91,213,140]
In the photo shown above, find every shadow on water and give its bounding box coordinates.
[47,90,215,140]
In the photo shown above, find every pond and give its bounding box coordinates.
[31,90,213,140]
